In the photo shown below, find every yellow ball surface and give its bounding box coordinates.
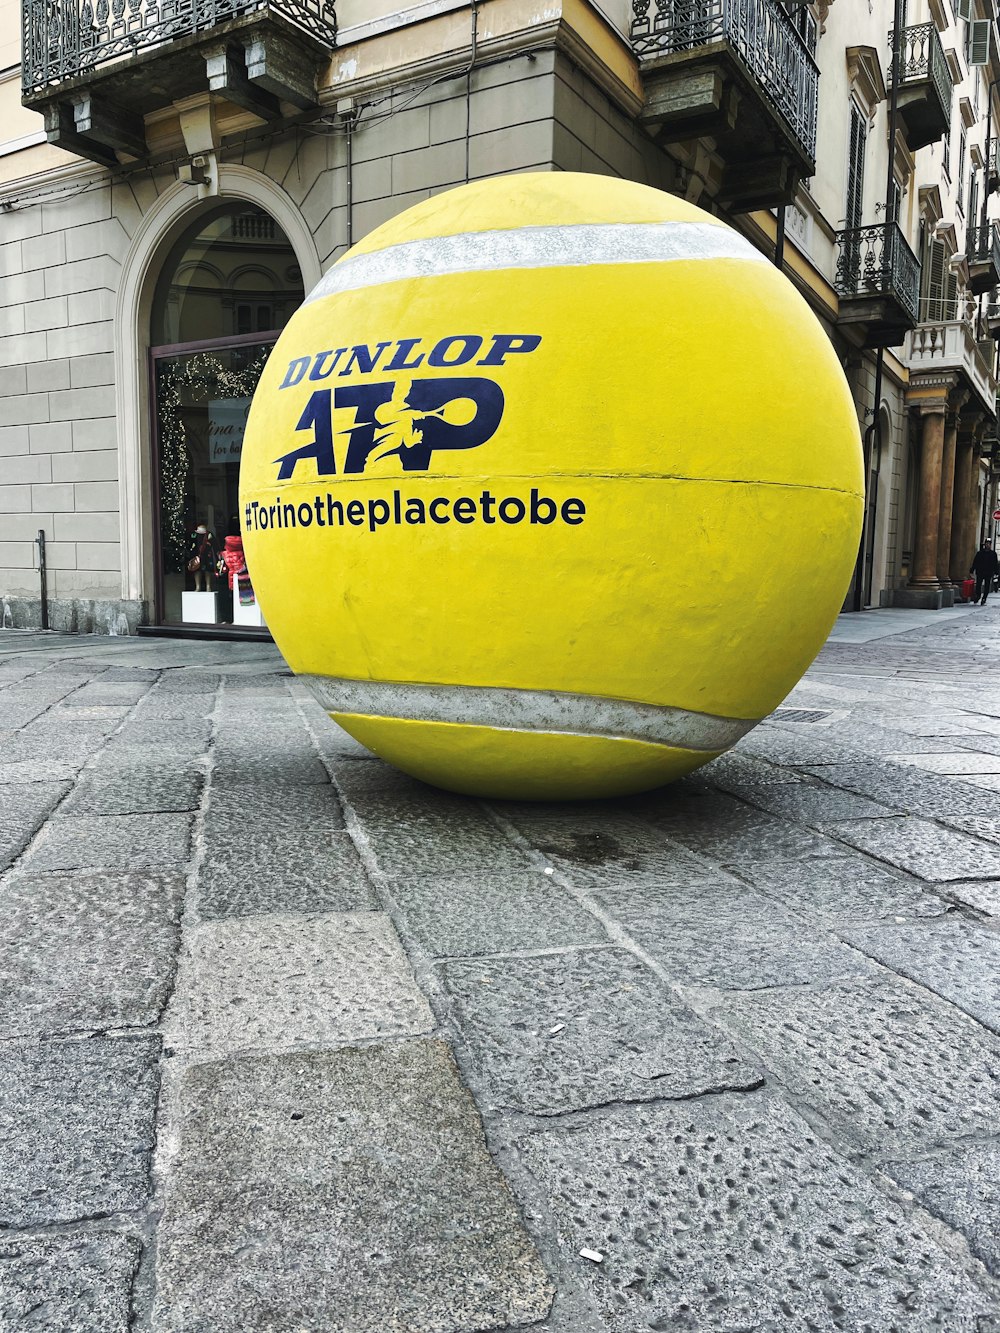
[239,173,864,800]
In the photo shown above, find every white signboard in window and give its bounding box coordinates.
[209,397,252,464]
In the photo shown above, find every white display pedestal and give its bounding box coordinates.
[181,591,220,625]
[232,574,265,628]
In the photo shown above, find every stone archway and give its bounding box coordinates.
[114,166,322,612]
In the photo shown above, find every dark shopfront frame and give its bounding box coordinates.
[147,328,280,638]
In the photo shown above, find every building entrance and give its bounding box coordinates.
[148,203,304,629]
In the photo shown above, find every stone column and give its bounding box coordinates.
[950,430,976,582]
[908,404,947,590]
[936,408,960,587]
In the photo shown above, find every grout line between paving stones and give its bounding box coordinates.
[131,672,226,1333]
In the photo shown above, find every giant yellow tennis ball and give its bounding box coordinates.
[239,173,863,800]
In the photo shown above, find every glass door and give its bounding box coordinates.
[150,333,276,628]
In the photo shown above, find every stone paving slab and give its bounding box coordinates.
[513,1095,993,1332]
[23,812,192,872]
[204,781,345,832]
[891,751,1000,775]
[58,767,204,816]
[642,799,842,865]
[387,870,608,958]
[113,718,212,747]
[955,773,1000,792]
[154,1041,553,1332]
[0,732,100,766]
[700,751,806,791]
[887,1142,1000,1278]
[358,803,530,877]
[946,815,1000,846]
[801,761,1000,818]
[0,1231,140,1332]
[591,877,876,989]
[442,947,761,1115]
[197,829,375,918]
[940,879,1000,914]
[497,805,711,889]
[209,749,331,785]
[830,816,1000,881]
[93,738,208,770]
[712,981,1000,1155]
[164,913,434,1061]
[730,855,950,920]
[731,779,900,826]
[64,683,152,707]
[151,672,222,694]
[0,1035,159,1227]
[0,780,72,871]
[0,758,81,784]
[842,919,1000,1034]
[0,871,184,1038]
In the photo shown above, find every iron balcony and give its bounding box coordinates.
[886,22,951,152]
[21,0,337,164]
[630,0,818,212]
[835,221,922,348]
[968,223,1000,296]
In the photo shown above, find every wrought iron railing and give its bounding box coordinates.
[968,222,1000,273]
[886,22,951,121]
[22,0,336,97]
[629,0,818,164]
[835,222,921,325]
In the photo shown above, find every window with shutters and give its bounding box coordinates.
[846,102,866,231]
[920,237,958,321]
[958,129,967,208]
[969,171,980,231]
[943,126,951,178]
[969,19,992,66]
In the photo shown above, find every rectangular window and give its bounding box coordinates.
[958,128,967,207]
[846,102,866,231]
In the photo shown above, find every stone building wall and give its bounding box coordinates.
[1,36,676,629]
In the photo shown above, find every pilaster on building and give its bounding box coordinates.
[0,0,999,629]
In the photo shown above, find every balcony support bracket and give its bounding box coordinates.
[72,93,147,159]
[41,101,119,167]
[205,42,281,120]
[243,30,318,110]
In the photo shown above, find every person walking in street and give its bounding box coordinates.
[971,540,999,605]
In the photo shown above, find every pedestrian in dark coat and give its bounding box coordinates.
[971,540,1000,605]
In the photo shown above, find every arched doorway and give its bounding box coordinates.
[148,201,305,628]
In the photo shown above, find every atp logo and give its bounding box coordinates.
[271,332,541,480]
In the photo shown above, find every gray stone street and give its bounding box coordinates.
[3,606,1000,1331]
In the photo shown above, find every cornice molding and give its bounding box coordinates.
[846,45,886,121]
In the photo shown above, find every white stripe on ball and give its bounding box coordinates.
[305,221,767,305]
[302,676,758,752]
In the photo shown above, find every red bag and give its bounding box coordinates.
[962,577,976,602]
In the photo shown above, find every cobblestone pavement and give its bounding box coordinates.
[2,608,1000,1331]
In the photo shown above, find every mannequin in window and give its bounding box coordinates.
[217,517,251,620]
[186,524,216,592]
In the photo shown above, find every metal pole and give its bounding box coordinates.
[851,0,904,611]
[854,350,884,611]
[36,529,48,630]
[773,205,786,269]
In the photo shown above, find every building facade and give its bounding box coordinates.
[1,0,998,631]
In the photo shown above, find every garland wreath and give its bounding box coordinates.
[155,347,270,573]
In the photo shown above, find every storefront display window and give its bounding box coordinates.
[149,203,304,628]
